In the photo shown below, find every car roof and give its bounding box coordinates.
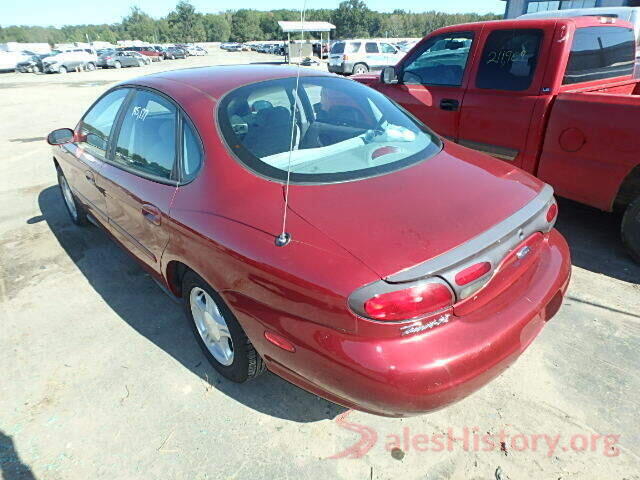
[122,65,334,100]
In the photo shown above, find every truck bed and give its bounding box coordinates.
[537,79,640,211]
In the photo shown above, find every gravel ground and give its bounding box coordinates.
[1,48,639,480]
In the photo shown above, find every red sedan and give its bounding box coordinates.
[122,46,163,62]
[47,66,571,416]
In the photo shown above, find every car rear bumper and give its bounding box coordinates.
[228,229,571,417]
[328,62,354,74]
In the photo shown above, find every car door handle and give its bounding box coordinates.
[85,171,94,183]
[141,204,161,226]
[440,99,460,111]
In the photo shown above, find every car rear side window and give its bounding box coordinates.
[365,42,379,53]
[113,90,177,181]
[182,118,203,182]
[476,29,543,91]
[563,26,635,85]
[79,88,129,158]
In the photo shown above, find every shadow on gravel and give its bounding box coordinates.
[35,185,345,423]
[554,198,639,284]
[0,431,36,480]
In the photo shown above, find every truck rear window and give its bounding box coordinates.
[563,26,635,85]
[476,29,543,91]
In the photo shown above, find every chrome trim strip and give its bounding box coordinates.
[385,184,555,284]
[458,139,519,162]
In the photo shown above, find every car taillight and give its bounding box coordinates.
[343,55,349,61]
[546,202,558,223]
[455,262,492,286]
[363,281,453,321]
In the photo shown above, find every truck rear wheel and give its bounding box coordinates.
[621,195,640,263]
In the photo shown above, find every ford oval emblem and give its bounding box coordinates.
[516,246,531,259]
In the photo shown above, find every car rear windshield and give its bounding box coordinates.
[563,26,636,85]
[218,76,442,184]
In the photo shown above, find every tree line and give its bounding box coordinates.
[0,0,500,46]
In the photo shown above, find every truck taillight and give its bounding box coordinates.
[546,202,558,223]
[363,281,453,321]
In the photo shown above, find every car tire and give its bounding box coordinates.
[137,60,143,67]
[58,65,67,74]
[114,61,121,69]
[57,168,87,226]
[352,63,369,75]
[170,55,175,60]
[621,195,640,263]
[86,62,96,71]
[183,270,266,383]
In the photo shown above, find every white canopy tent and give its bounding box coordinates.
[277,21,336,62]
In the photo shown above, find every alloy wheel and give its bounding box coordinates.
[190,287,234,366]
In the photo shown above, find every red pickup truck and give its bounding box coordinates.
[354,16,640,261]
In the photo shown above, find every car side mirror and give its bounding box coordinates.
[47,128,74,145]
[381,66,398,85]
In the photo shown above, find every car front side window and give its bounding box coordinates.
[113,90,178,182]
[79,88,130,158]
[402,32,474,86]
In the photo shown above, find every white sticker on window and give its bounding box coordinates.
[132,106,149,121]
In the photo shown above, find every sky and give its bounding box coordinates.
[2,0,506,27]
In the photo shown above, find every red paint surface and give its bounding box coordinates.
[52,66,571,416]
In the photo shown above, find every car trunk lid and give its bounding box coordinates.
[288,143,545,280]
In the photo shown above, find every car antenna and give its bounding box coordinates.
[275,0,307,247]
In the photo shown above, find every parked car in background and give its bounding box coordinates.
[0,50,34,72]
[174,44,191,55]
[185,45,206,56]
[328,39,401,75]
[42,49,97,73]
[221,43,243,52]
[357,16,640,261]
[151,45,169,59]
[165,46,187,59]
[0,52,17,71]
[16,52,51,73]
[398,40,419,53]
[47,65,570,416]
[122,46,162,62]
[97,50,146,69]
[130,51,152,65]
